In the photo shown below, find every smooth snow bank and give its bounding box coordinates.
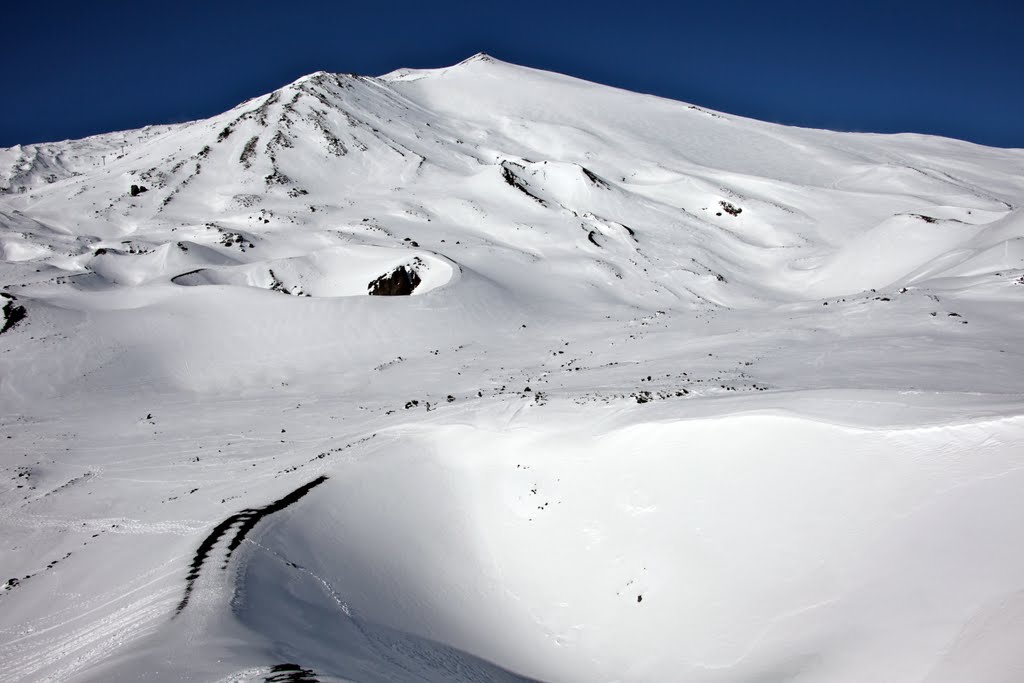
[239,411,1024,683]
[806,209,1024,295]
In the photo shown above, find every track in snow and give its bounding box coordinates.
[176,475,329,615]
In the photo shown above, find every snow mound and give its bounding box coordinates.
[0,234,52,262]
[172,246,455,297]
[234,412,1024,683]
[86,241,241,287]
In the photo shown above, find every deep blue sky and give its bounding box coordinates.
[3,0,1021,148]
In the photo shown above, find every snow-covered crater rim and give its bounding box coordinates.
[171,246,457,298]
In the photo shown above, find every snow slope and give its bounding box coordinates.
[1,53,1023,682]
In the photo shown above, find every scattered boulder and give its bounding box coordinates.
[718,200,742,216]
[368,265,421,296]
[130,184,148,197]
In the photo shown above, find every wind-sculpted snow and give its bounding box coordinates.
[1,53,1023,682]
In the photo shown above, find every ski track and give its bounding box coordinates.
[0,578,178,682]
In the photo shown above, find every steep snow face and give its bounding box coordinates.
[1,54,1024,683]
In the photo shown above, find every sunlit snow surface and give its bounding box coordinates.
[2,54,1024,682]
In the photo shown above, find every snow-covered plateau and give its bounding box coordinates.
[2,53,1023,682]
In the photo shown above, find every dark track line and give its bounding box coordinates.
[175,475,328,615]
[265,662,319,682]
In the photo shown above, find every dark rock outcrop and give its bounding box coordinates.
[1,295,26,335]
[718,200,742,216]
[368,265,421,296]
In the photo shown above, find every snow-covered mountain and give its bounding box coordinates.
[2,53,1023,682]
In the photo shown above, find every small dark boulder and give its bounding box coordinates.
[368,265,421,296]
[130,184,148,197]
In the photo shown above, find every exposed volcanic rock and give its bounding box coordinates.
[368,264,421,296]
